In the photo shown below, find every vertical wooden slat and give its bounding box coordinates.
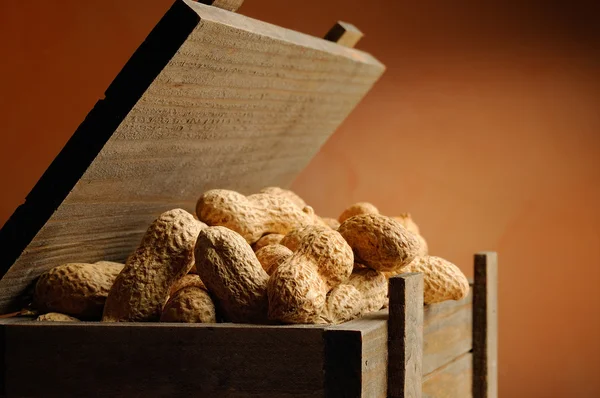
[324,329,363,397]
[388,272,424,398]
[473,252,498,398]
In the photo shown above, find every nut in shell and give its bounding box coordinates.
[160,287,216,323]
[404,256,470,304]
[255,244,293,275]
[319,284,365,324]
[338,202,379,223]
[347,268,387,313]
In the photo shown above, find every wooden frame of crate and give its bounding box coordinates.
[0,1,498,397]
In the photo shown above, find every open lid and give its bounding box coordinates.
[0,0,385,313]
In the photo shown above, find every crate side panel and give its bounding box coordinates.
[422,290,473,375]
[0,1,385,313]
[422,352,473,398]
[4,323,326,397]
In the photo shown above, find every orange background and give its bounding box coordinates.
[1,1,599,396]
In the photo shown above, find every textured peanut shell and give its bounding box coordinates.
[255,244,293,275]
[267,262,327,324]
[404,256,470,304]
[348,268,388,313]
[416,234,429,256]
[284,225,354,289]
[36,312,81,322]
[102,209,205,322]
[196,189,316,244]
[170,274,206,296]
[321,217,341,230]
[194,226,269,323]
[34,262,124,320]
[160,287,217,323]
[252,233,285,252]
[338,214,419,273]
[319,284,365,324]
[259,187,307,208]
[338,202,379,223]
[393,213,421,235]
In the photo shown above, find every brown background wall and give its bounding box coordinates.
[1,0,599,396]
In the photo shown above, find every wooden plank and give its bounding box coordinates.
[196,0,244,12]
[388,273,424,398]
[329,310,388,398]
[0,0,385,314]
[422,352,473,398]
[324,21,364,48]
[422,290,473,375]
[473,252,498,398]
[4,322,328,397]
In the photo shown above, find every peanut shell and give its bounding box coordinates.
[259,187,307,208]
[319,284,365,325]
[338,202,379,223]
[267,262,327,324]
[321,217,341,230]
[393,213,421,235]
[255,244,293,275]
[36,312,81,322]
[34,262,124,320]
[348,268,388,313]
[252,233,285,252]
[194,226,269,323]
[102,209,205,322]
[196,189,315,244]
[338,214,419,273]
[404,256,470,304]
[170,274,206,296]
[160,287,216,323]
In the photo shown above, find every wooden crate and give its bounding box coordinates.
[0,1,497,397]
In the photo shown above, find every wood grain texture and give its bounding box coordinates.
[196,0,244,12]
[388,273,424,398]
[473,252,498,398]
[422,352,473,398]
[3,321,328,397]
[330,310,389,398]
[422,289,473,375]
[324,21,364,48]
[0,0,385,314]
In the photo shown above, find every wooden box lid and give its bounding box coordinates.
[0,0,385,313]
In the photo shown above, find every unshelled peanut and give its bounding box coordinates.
[404,256,470,304]
[252,233,285,252]
[319,284,365,324]
[347,268,388,313]
[259,187,306,209]
[338,214,419,273]
[34,262,124,320]
[255,244,293,275]
[196,189,316,244]
[170,274,206,296]
[160,287,216,323]
[102,209,205,322]
[338,202,379,223]
[194,226,269,323]
[36,312,81,322]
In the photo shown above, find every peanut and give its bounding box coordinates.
[393,213,420,236]
[416,234,429,256]
[34,262,124,320]
[102,209,205,322]
[170,274,206,296]
[319,284,365,324]
[404,256,470,304]
[194,226,269,323]
[338,214,419,273]
[255,244,293,275]
[36,312,81,322]
[259,187,306,208]
[196,189,316,244]
[338,202,379,223]
[347,268,388,313]
[252,233,285,252]
[267,262,328,324]
[268,226,353,324]
[160,287,216,323]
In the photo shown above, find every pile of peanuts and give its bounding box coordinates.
[32,187,469,325]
